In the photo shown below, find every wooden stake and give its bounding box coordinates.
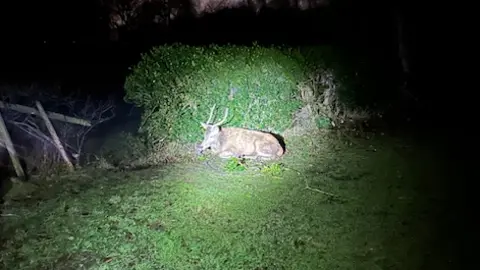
[35,101,74,172]
[0,101,91,126]
[0,111,26,180]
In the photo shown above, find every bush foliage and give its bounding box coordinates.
[124,43,310,144]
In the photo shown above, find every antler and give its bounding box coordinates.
[213,108,229,126]
[204,104,216,124]
[201,104,228,126]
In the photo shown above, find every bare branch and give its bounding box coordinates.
[1,88,116,173]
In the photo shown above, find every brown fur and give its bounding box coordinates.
[200,126,284,160]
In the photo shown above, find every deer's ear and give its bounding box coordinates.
[201,123,207,129]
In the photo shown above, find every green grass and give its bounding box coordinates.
[0,132,452,270]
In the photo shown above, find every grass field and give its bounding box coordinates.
[0,131,458,270]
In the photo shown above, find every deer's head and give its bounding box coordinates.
[199,104,229,152]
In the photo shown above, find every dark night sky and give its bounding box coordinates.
[1,1,399,83]
[0,0,449,112]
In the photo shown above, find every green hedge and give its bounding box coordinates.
[124,43,311,144]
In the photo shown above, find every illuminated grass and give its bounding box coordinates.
[0,133,450,269]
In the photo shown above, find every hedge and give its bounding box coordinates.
[124,43,312,144]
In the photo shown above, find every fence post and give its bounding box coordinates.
[36,101,74,172]
[0,111,26,179]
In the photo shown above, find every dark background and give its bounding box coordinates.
[0,1,417,95]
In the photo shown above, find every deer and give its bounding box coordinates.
[197,105,285,160]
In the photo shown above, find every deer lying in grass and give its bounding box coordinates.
[197,105,284,160]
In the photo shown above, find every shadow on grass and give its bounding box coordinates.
[0,130,461,269]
